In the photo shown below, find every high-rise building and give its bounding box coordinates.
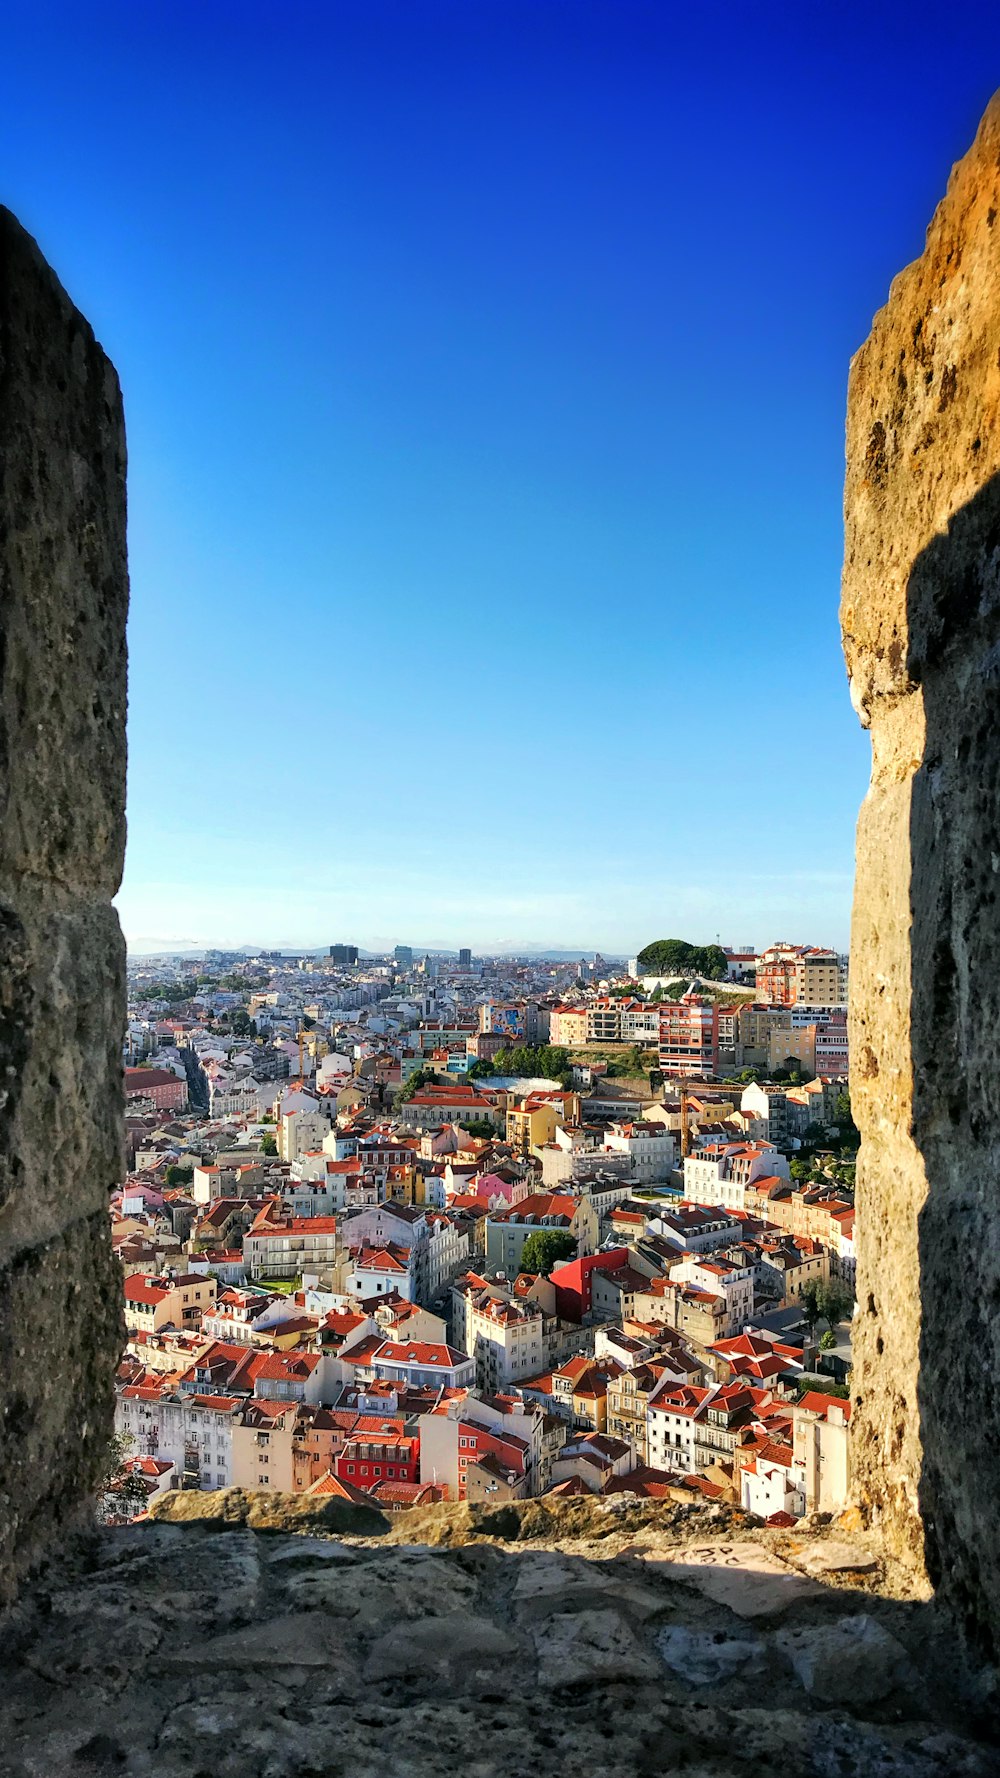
[458,947,472,968]
[394,945,413,968]
[329,944,358,966]
[658,996,718,1079]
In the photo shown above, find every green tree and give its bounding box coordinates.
[636,939,729,981]
[637,939,697,975]
[462,1119,496,1140]
[817,1281,853,1332]
[100,1431,150,1522]
[492,1044,572,1086]
[260,1134,277,1156]
[164,1163,193,1187]
[467,1059,495,1079]
[398,1069,440,1102]
[833,1089,860,1149]
[819,1328,837,1350]
[799,1278,823,1337]
[518,1229,577,1276]
[134,979,194,1004]
[604,1045,648,1079]
[796,1373,850,1402]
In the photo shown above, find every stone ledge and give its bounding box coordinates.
[0,1500,994,1776]
[0,1213,121,1603]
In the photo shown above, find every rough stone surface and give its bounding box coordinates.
[0,208,127,1602]
[149,1483,390,1538]
[0,1506,996,1777]
[775,1614,915,1707]
[842,92,1000,1655]
[640,1537,826,1618]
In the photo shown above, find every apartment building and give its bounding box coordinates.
[548,1005,589,1047]
[462,1289,546,1390]
[243,1208,341,1281]
[586,1002,621,1042]
[124,1066,188,1110]
[815,1019,849,1078]
[755,944,842,1007]
[766,1022,817,1075]
[603,1120,676,1183]
[478,1001,525,1039]
[682,1141,788,1212]
[670,1254,754,1335]
[419,1394,543,1500]
[123,1271,217,1335]
[506,1096,565,1156]
[485,1192,598,1272]
[619,1003,660,1044]
[400,1083,506,1131]
[658,996,718,1078]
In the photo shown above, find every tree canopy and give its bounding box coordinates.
[518,1229,577,1276]
[481,1045,573,1086]
[636,939,729,981]
[799,1278,853,1334]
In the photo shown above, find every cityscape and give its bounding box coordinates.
[112,937,854,1524]
[4,2,1000,1767]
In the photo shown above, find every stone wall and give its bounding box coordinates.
[3,1496,997,1775]
[0,208,127,1599]
[843,94,1000,1653]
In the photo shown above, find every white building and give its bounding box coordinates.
[279,1108,332,1163]
[603,1121,675,1184]
[115,1381,239,1493]
[671,1254,754,1335]
[683,1141,788,1213]
[741,1449,805,1520]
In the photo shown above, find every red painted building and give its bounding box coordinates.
[549,1249,630,1323]
[335,1427,419,1491]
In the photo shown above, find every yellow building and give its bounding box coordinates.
[122,1271,217,1334]
[506,1099,564,1155]
[767,1024,817,1075]
[549,1005,588,1047]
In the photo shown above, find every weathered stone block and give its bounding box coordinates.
[0,1211,122,1603]
[0,210,127,1601]
[843,93,1000,1653]
[0,209,127,895]
[0,899,124,1255]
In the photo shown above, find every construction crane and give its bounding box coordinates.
[296,1026,313,1086]
[680,1080,693,1159]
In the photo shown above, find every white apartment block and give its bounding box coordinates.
[682,1141,787,1213]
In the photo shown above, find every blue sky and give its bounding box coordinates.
[2,4,997,955]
